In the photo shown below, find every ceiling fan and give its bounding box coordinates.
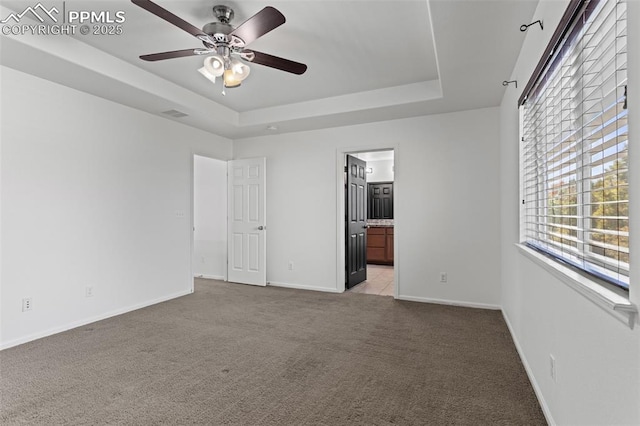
[131,0,307,91]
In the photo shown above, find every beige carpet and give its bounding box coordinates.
[0,279,546,425]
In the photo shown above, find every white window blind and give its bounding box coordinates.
[520,0,629,289]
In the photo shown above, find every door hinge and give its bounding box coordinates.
[344,166,348,172]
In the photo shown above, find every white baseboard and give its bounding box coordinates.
[0,289,192,351]
[502,310,555,426]
[268,281,341,293]
[397,294,501,310]
[194,274,225,280]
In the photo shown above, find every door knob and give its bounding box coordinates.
[258,225,265,230]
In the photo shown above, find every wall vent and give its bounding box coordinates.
[161,109,189,118]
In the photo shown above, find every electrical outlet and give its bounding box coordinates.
[550,354,557,382]
[85,286,94,298]
[439,272,448,283]
[22,298,33,312]
[288,261,294,271]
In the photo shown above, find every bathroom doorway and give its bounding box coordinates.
[343,149,395,296]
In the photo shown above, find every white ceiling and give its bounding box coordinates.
[356,150,394,162]
[0,0,538,139]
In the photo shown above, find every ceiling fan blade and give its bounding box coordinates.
[230,7,285,46]
[243,50,307,75]
[140,48,202,61]
[131,0,209,41]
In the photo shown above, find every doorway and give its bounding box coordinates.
[338,149,396,296]
[192,155,268,288]
[192,155,228,281]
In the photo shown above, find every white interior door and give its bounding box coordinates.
[227,158,266,286]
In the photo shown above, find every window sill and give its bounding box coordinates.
[515,243,637,329]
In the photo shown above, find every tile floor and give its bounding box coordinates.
[348,264,394,296]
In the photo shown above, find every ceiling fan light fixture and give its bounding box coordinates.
[230,59,251,81]
[223,69,242,88]
[203,55,225,77]
[198,66,218,84]
[223,59,250,88]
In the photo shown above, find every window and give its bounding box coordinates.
[520,0,629,289]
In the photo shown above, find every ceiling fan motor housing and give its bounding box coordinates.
[203,21,233,42]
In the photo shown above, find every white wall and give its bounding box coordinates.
[366,159,394,183]
[193,155,227,279]
[234,107,502,308]
[0,67,232,349]
[499,1,640,425]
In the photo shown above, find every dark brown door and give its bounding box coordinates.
[346,155,367,288]
[368,182,394,219]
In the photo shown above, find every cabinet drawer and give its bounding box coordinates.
[367,227,385,235]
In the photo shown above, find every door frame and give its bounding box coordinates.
[335,145,399,297]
